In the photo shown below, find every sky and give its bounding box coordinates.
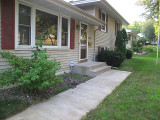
[65,0,146,24]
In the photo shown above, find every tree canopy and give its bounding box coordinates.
[124,21,143,34]
[137,0,159,19]
[142,20,156,42]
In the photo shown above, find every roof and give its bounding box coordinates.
[125,29,138,37]
[138,33,144,38]
[125,29,132,33]
[24,0,105,26]
[70,0,129,25]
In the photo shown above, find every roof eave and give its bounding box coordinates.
[23,0,105,26]
[70,0,129,25]
[54,0,105,26]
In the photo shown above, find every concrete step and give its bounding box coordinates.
[72,62,111,77]
[89,62,106,70]
[90,66,111,77]
[74,62,106,70]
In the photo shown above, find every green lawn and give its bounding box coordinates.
[0,99,30,120]
[82,52,160,120]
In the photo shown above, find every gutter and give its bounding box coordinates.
[94,28,99,61]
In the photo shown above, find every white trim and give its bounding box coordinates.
[15,0,71,49]
[60,16,70,49]
[79,22,88,61]
[101,11,106,32]
[15,0,19,49]
[15,0,34,48]
[31,6,36,48]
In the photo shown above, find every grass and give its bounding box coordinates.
[82,52,160,120]
[0,99,30,120]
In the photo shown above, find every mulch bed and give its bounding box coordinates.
[0,73,92,103]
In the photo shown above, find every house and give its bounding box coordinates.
[126,29,138,49]
[137,33,144,40]
[0,0,129,74]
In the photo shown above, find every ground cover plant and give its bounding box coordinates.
[0,73,91,120]
[83,52,160,120]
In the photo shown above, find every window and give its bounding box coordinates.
[128,34,131,40]
[18,4,31,45]
[61,18,68,46]
[36,10,58,46]
[101,12,106,31]
[16,2,70,49]
[117,23,120,31]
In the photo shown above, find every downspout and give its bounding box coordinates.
[94,28,99,61]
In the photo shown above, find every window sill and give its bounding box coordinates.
[101,30,107,33]
[15,46,70,51]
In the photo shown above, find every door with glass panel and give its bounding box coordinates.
[79,23,88,61]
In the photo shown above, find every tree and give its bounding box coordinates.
[115,28,128,58]
[137,0,159,19]
[124,21,143,34]
[142,20,156,43]
[154,21,159,40]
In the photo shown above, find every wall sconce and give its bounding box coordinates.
[76,25,80,30]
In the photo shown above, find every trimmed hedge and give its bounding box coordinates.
[126,49,132,59]
[97,50,124,67]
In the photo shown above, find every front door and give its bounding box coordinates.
[79,23,88,61]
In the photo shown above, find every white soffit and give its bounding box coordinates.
[22,0,105,26]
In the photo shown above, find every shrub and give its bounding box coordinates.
[97,50,124,67]
[97,51,108,62]
[132,41,142,53]
[137,37,147,46]
[107,51,124,67]
[115,29,128,58]
[132,46,142,53]
[126,49,132,59]
[142,46,154,53]
[0,42,62,91]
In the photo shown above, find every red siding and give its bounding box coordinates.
[106,15,108,33]
[98,46,101,53]
[1,0,15,49]
[99,9,101,31]
[70,19,75,49]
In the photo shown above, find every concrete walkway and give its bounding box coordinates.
[7,70,131,120]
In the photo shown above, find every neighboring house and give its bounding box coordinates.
[137,33,144,40]
[126,29,138,49]
[0,0,129,73]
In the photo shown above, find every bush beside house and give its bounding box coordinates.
[97,28,132,67]
[126,49,132,59]
[0,42,62,91]
[97,51,124,67]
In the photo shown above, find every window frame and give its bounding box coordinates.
[15,0,70,50]
[60,16,70,49]
[35,8,60,48]
[18,4,31,45]
[101,11,106,32]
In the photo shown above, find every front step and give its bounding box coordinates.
[90,66,111,77]
[72,62,111,77]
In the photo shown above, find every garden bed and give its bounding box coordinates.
[0,73,91,119]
